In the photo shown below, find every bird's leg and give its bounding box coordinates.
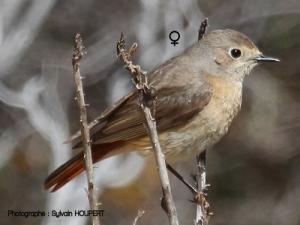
[166,152,213,223]
[166,163,198,194]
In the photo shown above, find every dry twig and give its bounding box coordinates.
[198,18,208,42]
[194,151,212,225]
[117,33,179,225]
[72,33,100,225]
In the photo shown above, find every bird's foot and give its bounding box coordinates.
[194,191,213,216]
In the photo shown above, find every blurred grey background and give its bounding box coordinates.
[0,0,299,225]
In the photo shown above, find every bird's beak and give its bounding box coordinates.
[254,55,280,63]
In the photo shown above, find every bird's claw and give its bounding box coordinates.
[194,191,212,216]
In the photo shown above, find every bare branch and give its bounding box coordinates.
[198,18,208,42]
[117,33,179,225]
[72,33,100,225]
[194,151,212,225]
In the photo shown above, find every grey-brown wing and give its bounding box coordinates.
[90,81,212,144]
[70,56,213,147]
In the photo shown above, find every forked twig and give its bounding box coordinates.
[117,33,179,225]
[72,33,100,225]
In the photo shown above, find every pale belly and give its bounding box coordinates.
[160,97,241,162]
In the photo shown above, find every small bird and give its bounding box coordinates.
[45,29,279,192]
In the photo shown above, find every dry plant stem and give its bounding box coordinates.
[198,18,208,42]
[72,33,100,225]
[117,33,179,225]
[195,151,210,225]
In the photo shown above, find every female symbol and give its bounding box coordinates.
[169,30,180,46]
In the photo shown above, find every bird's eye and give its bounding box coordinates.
[230,48,242,59]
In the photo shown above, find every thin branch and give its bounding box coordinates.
[132,210,145,225]
[117,33,179,225]
[72,33,100,225]
[194,151,211,225]
[198,18,208,42]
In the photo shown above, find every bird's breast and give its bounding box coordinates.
[198,75,243,144]
[161,75,243,162]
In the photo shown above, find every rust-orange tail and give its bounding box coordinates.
[44,142,126,192]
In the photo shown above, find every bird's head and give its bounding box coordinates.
[200,29,279,81]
